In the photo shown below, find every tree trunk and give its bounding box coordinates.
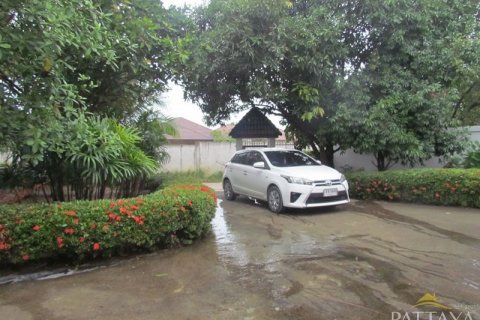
[49,156,65,201]
[375,151,387,171]
[315,143,334,168]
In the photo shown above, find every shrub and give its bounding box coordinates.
[0,184,217,266]
[445,142,480,169]
[464,142,480,168]
[346,168,480,208]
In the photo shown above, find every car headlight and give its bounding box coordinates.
[281,175,313,185]
[340,174,346,183]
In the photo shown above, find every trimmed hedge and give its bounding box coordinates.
[347,168,480,208]
[0,184,217,266]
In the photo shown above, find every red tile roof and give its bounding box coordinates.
[168,117,212,141]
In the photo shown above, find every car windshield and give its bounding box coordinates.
[264,151,320,167]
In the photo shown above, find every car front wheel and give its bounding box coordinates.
[267,186,283,213]
[223,179,236,201]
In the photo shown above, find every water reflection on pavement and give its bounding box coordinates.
[1,197,480,320]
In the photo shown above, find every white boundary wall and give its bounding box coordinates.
[2,127,479,172]
[163,142,237,172]
[334,126,480,171]
[163,126,480,172]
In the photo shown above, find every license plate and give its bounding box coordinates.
[323,188,338,197]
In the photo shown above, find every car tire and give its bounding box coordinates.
[223,179,236,201]
[267,186,284,213]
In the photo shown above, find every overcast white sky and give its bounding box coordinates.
[158,0,284,129]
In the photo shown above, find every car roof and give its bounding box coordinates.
[235,148,297,153]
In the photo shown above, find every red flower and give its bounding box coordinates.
[33,225,41,231]
[134,216,140,222]
[57,237,64,248]
[138,220,144,225]
[65,210,77,217]
[0,242,9,250]
[135,199,144,204]
[126,211,133,216]
[115,216,122,222]
[201,187,210,192]
[130,205,139,210]
[187,200,193,206]
[22,255,30,261]
[108,213,116,220]
[79,237,85,243]
[93,243,100,251]
[109,202,116,208]
[435,192,441,199]
[73,219,79,225]
[120,207,127,214]
[64,228,75,235]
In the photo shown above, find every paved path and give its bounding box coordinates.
[1,198,479,320]
[202,182,223,192]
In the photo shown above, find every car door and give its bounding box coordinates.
[226,151,249,194]
[243,151,270,199]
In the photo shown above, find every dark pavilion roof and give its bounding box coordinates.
[229,107,282,139]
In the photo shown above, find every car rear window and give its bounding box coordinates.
[264,151,319,167]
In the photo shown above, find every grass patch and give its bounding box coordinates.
[160,170,223,186]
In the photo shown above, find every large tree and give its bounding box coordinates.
[181,0,479,169]
[0,0,183,199]
[182,0,350,165]
[332,0,479,170]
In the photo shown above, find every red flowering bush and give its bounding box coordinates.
[347,168,480,208]
[0,184,217,265]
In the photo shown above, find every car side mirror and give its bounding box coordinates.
[253,161,266,169]
[316,160,322,165]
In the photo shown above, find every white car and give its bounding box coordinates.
[222,148,350,213]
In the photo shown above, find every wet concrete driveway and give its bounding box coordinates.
[1,197,479,320]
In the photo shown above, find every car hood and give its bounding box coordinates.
[273,165,342,181]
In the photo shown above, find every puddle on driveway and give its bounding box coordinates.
[0,199,479,320]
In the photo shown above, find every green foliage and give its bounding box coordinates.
[0,184,217,266]
[444,141,480,169]
[464,143,480,169]
[347,169,480,208]
[125,108,178,163]
[0,0,186,199]
[3,113,158,201]
[332,0,478,170]
[182,0,479,169]
[182,0,343,137]
[211,130,235,142]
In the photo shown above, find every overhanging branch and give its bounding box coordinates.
[0,71,22,95]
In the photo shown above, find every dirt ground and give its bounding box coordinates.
[0,197,479,320]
